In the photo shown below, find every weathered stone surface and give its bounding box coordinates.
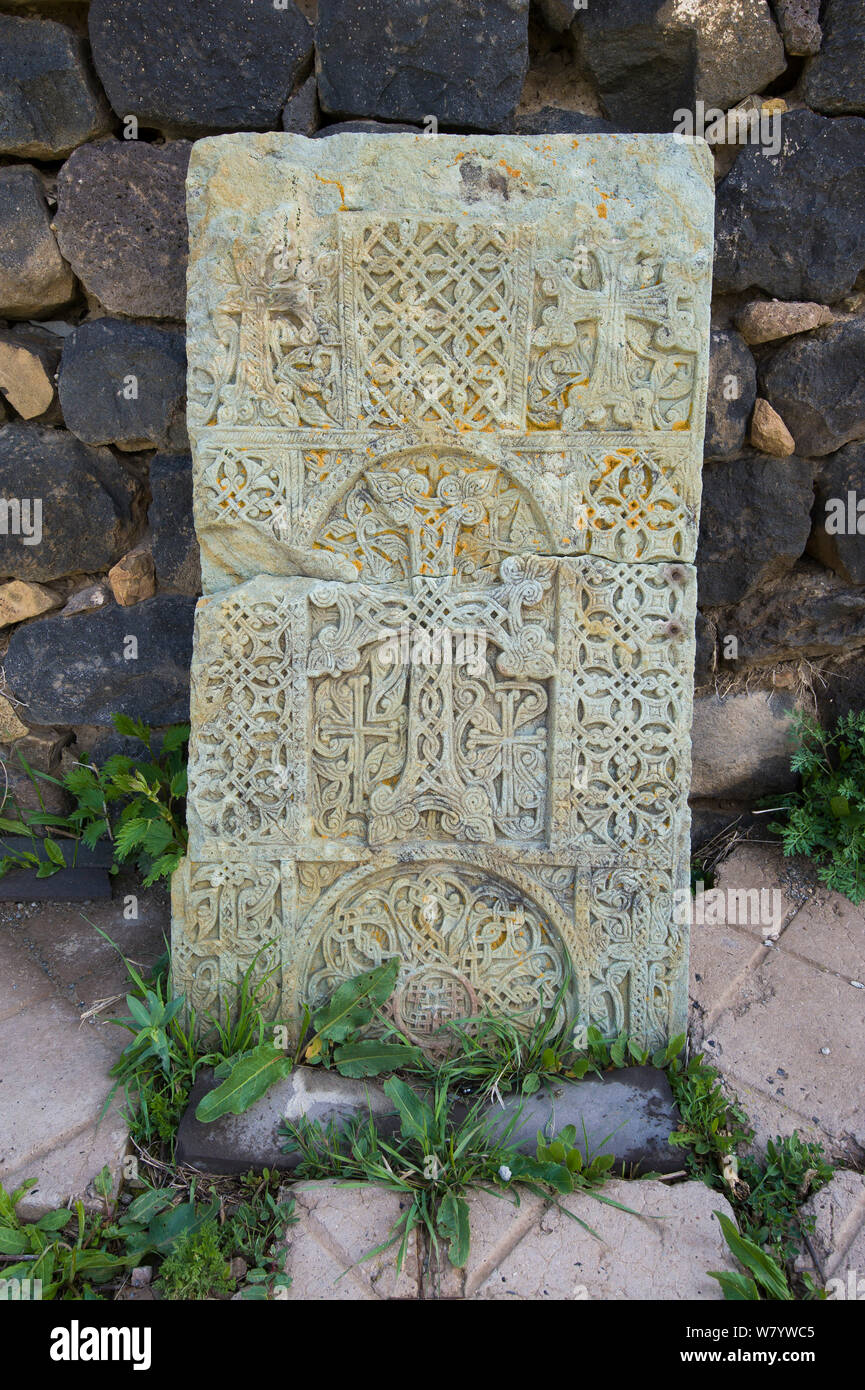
[573,0,697,132]
[58,318,187,451]
[0,579,62,628]
[512,107,620,135]
[177,1066,398,1174]
[55,141,191,321]
[0,424,136,582]
[313,119,421,137]
[691,692,796,800]
[714,110,865,304]
[178,1064,679,1175]
[316,0,530,130]
[735,298,834,346]
[697,453,813,606]
[803,0,865,115]
[281,1181,422,1299]
[0,15,110,159]
[108,548,156,607]
[0,329,59,420]
[759,318,865,457]
[175,132,713,1052]
[794,1170,865,1279]
[4,594,196,726]
[281,74,320,136]
[724,566,865,668]
[148,454,200,596]
[703,328,756,461]
[773,0,822,54]
[808,441,865,585]
[749,397,795,456]
[88,0,313,133]
[61,581,112,619]
[0,166,76,319]
[0,693,28,742]
[279,1177,737,1300]
[666,0,787,112]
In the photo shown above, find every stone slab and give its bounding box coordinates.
[281,1180,422,1299]
[278,1177,738,1300]
[708,948,865,1150]
[794,1169,865,1280]
[177,1064,680,1176]
[176,132,714,1054]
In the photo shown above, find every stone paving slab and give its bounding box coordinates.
[281,1181,422,1300]
[279,1179,738,1301]
[0,878,167,1217]
[795,1170,865,1282]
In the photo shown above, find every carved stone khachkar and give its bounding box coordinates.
[173,133,713,1051]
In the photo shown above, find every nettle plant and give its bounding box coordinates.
[0,713,189,887]
[765,709,865,904]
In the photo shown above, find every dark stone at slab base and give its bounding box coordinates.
[55,141,191,321]
[803,0,865,115]
[0,166,76,319]
[0,838,113,902]
[88,0,312,133]
[315,0,530,131]
[58,319,187,451]
[573,0,696,133]
[0,424,136,582]
[148,453,201,595]
[714,110,865,303]
[703,328,757,462]
[176,1065,681,1177]
[697,452,814,607]
[808,441,865,585]
[0,15,110,159]
[4,594,195,726]
[758,318,865,458]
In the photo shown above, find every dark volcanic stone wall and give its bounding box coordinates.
[0,0,863,843]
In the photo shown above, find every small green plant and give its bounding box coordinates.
[710,1210,798,1301]
[738,1133,833,1263]
[225,1174,295,1300]
[0,750,82,880]
[0,1180,132,1299]
[63,713,189,886]
[667,1049,753,1176]
[765,709,865,903]
[156,1221,234,1300]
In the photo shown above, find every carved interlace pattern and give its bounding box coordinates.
[177,151,709,1051]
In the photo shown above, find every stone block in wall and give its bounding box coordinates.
[0,327,61,422]
[703,328,756,462]
[758,317,865,458]
[572,0,697,133]
[691,691,796,801]
[58,318,187,452]
[696,452,814,607]
[148,454,201,596]
[0,166,76,320]
[808,441,865,585]
[4,594,196,727]
[0,14,111,160]
[0,424,136,583]
[803,0,865,116]
[720,565,865,668]
[55,141,191,321]
[315,0,530,130]
[714,110,865,304]
[88,0,312,134]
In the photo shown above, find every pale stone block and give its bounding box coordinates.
[174,133,714,1051]
[281,1180,422,1299]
